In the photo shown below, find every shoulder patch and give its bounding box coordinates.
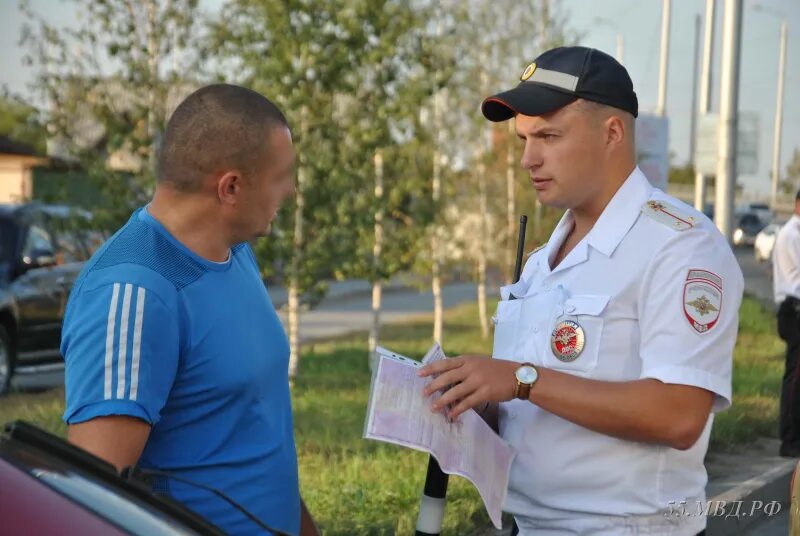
[683,269,723,334]
[527,244,546,257]
[641,200,697,231]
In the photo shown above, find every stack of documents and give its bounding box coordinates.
[363,343,515,529]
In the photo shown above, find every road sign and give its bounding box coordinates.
[694,112,759,176]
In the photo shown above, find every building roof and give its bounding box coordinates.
[0,135,38,157]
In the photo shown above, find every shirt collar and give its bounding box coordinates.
[585,166,653,257]
[537,166,652,272]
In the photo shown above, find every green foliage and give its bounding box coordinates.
[19,0,203,228]
[0,91,46,154]
[212,0,446,296]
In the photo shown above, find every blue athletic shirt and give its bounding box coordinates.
[62,207,300,536]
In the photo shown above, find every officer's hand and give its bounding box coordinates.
[418,356,519,420]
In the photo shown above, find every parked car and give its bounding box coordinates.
[754,222,784,263]
[736,202,774,224]
[0,203,104,394]
[0,420,223,535]
[733,211,768,247]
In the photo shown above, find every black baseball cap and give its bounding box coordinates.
[481,46,638,121]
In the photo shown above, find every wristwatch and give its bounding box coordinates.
[514,363,539,400]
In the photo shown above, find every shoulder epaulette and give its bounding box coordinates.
[641,200,696,231]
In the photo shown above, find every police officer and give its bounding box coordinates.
[774,190,800,457]
[419,46,743,535]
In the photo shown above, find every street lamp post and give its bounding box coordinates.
[592,17,624,65]
[753,3,789,208]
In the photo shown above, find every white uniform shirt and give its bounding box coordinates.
[493,167,743,535]
[773,214,800,304]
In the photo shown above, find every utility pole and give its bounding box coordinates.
[689,14,701,169]
[616,34,624,65]
[715,0,743,242]
[695,0,715,211]
[771,20,787,208]
[657,0,671,117]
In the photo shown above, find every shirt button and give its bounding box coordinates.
[533,327,539,333]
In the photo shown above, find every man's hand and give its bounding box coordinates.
[418,355,519,420]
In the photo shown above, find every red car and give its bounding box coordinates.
[0,420,224,535]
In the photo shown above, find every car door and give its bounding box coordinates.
[11,219,65,362]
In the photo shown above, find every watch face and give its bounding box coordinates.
[516,365,538,384]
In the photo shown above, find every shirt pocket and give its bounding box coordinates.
[542,295,610,375]
[492,299,522,361]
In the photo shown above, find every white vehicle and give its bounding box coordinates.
[754,222,783,263]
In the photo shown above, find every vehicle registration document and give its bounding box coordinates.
[363,343,515,529]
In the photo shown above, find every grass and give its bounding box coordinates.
[0,295,784,533]
[711,296,785,450]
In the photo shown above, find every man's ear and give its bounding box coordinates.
[217,171,243,205]
[604,115,626,148]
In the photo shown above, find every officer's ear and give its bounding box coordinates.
[603,115,627,150]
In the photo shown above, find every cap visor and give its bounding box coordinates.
[481,84,577,122]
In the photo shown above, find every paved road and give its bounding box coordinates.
[278,281,487,342]
[734,244,774,307]
[741,506,789,535]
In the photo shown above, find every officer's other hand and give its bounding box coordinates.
[418,356,519,420]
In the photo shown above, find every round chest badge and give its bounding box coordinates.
[551,320,585,362]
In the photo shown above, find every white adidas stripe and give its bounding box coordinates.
[129,287,146,401]
[116,284,133,399]
[104,283,121,400]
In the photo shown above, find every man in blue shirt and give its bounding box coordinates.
[62,84,318,536]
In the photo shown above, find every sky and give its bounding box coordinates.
[1,0,798,196]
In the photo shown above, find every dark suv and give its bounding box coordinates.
[0,204,104,394]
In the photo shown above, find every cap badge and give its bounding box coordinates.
[521,62,537,81]
[551,320,585,362]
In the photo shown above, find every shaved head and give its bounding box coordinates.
[574,99,635,142]
[158,84,289,192]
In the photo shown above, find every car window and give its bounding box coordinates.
[22,224,55,261]
[48,213,104,263]
[55,231,85,264]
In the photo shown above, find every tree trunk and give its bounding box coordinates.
[146,0,159,179]
[288,108,308,381]
[288,162,305,380]
[432,89,444,345]
[368,150,384,370]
